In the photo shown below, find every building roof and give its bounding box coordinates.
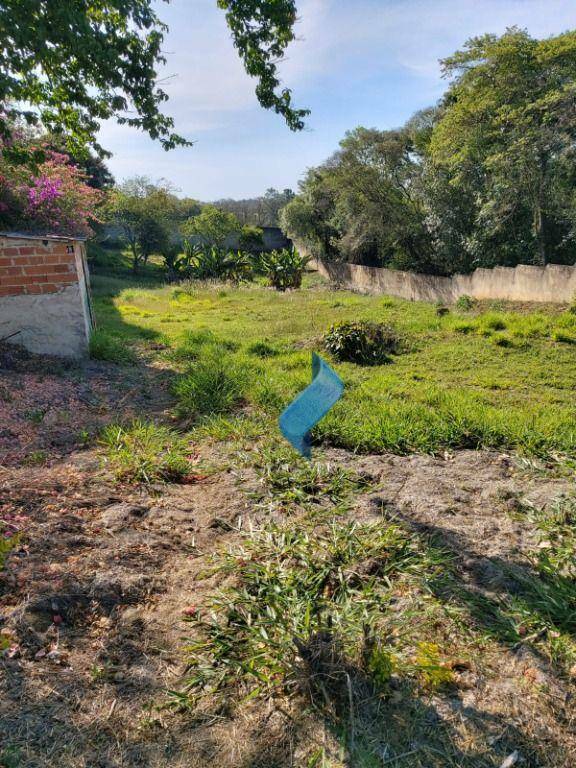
[0,231,87,242]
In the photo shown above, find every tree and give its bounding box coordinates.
[429,28,576,266]
[0,0,307,155]
[239,224,264,252]
[282,128,432,270]
[0,142,102,236]
[182,205,241,249]
[106,177,177,273]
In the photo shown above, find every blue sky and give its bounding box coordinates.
[98,0,576,200]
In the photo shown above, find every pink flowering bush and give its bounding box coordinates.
[0,144,102,236]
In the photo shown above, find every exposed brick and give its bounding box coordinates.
[0,266,23,276]
[17,246,36,255]
[22,264,53,276]
[0,285,24,296]
[0,257,13,267]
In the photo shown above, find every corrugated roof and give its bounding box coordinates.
[0,231,87,242]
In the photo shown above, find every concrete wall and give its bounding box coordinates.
[0,283,91,357]
[0,235,92,357]
[311,259,576,304]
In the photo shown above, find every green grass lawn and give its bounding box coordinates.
[91,272,576,459]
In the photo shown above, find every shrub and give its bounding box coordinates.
[174,351,247,418]
[184,243,252,283]
[455,294,475,312]
[89,329,136,363]
[256,248,310,291]
[100,420,192,483]
[324,321,402,365]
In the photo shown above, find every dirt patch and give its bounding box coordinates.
[0,342,173,467]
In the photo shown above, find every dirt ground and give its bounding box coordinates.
[1,344,575,767]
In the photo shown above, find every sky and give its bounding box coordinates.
[98,0,576,200]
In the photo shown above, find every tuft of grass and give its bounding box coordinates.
[552,329,576,345]
[179,518,442,710]
[100,419,192,483]
[89,329,136,363]
[174,351,248,419]
[253,445,372,508]
[247,340,280,358]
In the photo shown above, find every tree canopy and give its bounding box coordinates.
[282,28,576,274]
[0,0,307,155]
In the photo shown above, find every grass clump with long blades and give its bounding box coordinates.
[251,444,373,509]
[100,419,193,483]
[178,519,451,712]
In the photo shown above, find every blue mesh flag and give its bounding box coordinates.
[279,352,344,458]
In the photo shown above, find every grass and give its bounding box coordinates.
[100,419,194,483]
[178,517,451,710]
[91,273,576,460]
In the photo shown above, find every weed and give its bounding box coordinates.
[247,340,280,358]
[89,329,136,363]
[324,321,402,365]
[180,519,430,709]
[491,333,515,348]
[100,419,192,483]
[174,351,248,418]
[552,329,576,344]
[253,445,372,508]
[455,294,475,311]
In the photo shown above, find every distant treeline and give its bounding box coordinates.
[212,188,295,227]
[280,28,576,276]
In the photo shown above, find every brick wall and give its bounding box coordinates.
[0,237,79,297]
[0,235,92,357]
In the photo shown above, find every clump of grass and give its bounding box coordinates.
[453,320,476,334]
[171,329,238,362]
[480,313,507,332]
[491,332,515,348]
[179,519,437,710]
[455,294,475,312]
[100,419,192,483]
[89,329,136,363]
[247,340,280,358]
[552,329,576,345]
[253,445,372,508]
[174,351,248,419]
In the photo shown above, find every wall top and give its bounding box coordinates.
[0,231,86,242]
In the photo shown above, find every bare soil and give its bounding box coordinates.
[1,346,575,767]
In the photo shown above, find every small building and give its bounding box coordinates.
[0,232,93,358]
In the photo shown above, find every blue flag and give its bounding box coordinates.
[279,352,344,458]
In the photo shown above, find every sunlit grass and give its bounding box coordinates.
[91,273,576,458]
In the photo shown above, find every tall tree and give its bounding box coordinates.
[0,0,307,155]
[181,205,241,249]
[430,28,576,266]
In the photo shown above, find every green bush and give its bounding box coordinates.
[174,351,248,418]
[89,329,136,363]
[256,248,309,291]
[455,294,476,312]
[100,419,192,483]
[324,321,402,365]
